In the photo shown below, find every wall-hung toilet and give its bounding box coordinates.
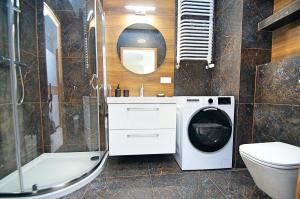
[240,142,300,199]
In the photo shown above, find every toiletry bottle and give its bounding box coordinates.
[115,84,121,97]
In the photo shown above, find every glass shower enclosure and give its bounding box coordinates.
[0,0,107,196]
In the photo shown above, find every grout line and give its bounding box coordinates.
[147,161,156,199]
[80,184,90,199]
[233,104,239,168]
[103,174,151,179]
[251,65,259,142]
[34,0,44,154]
[206,174,228,198]
[253,102,300,106]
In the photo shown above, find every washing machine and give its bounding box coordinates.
[174,96,234,170]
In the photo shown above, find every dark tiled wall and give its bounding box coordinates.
[212,0,243,99]
[211,0,244,168]
[0,2,16,179]
[0,0,43,178]
[174,61,211,96]
[234,0,273,168]
[254,57,300,146]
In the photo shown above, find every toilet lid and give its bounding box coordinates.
[239,142,300,168]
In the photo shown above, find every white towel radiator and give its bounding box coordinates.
[176,0,215,69]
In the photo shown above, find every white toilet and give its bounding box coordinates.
[240,142,300,199]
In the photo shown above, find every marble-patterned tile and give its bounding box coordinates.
[19,51,41,103]
[101,156,149,178]
[241,0,273,49]
[57,11,85,58]
[151,172,226,199]
[17,102,43,163]
[239,49,271,103]
[56,0,86,12]
[61,102,90,151]
[251,185,272,199]
[20,0,36,9]
[255,57,300,105]
[208,170,270,199]
[19,0,37,55]
[0,104,17,179]
[174,60,211,96]
[214,0,243,62]
[148,155,183,175]
[253,104,300,146]
[0,67,11,105]
[60,185,88,199]
[0,3,9,59]
[83,176,154,199]
[36,57,48,103]
[214,0,243,39]
[235,103,253,168]
[0,6,11,105]
[62,58,91,103]
[212,51,241,100]
[213,0,243,101]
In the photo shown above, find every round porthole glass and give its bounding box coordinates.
[188,108,232,152]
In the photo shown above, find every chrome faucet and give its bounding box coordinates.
[139,84,144,97]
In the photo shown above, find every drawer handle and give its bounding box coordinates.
[127,134,159,138]
[126,108,159,111]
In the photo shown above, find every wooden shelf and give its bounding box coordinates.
[258,0,300,31]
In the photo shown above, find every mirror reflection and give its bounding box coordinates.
[117,23,166,75]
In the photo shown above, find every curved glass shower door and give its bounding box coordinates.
[0,0,107,196]
[0,0,22,192]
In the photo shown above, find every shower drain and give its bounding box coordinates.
[90,156,100,161]
[32,184,38,192]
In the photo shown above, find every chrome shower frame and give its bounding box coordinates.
[7,0,24,192]
[1,0,108,197]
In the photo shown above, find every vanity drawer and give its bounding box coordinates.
[108,104,176,130]
[109,129,176,156]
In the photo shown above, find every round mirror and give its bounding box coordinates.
[117,23,166,75]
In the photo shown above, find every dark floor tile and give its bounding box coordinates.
[60,185,88,199]
[152,173,226,199]
[250,185,271,199]
[148,155,182,175]
[100,156,149,178]
[208,170,270,199]
[83,176,154,199]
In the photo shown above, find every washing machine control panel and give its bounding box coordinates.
[218,97,231,105]
[208,98,213,104]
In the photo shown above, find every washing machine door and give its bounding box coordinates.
[188,107,232,152]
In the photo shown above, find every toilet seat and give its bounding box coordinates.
[240,142,300,170]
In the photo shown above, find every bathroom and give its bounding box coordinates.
[0,0,299,198]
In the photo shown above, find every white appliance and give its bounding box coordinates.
[175,96,234,170]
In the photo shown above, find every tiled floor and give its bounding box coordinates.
[63,155,271,199]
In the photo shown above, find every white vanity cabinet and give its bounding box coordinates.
[107,97,176,156]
